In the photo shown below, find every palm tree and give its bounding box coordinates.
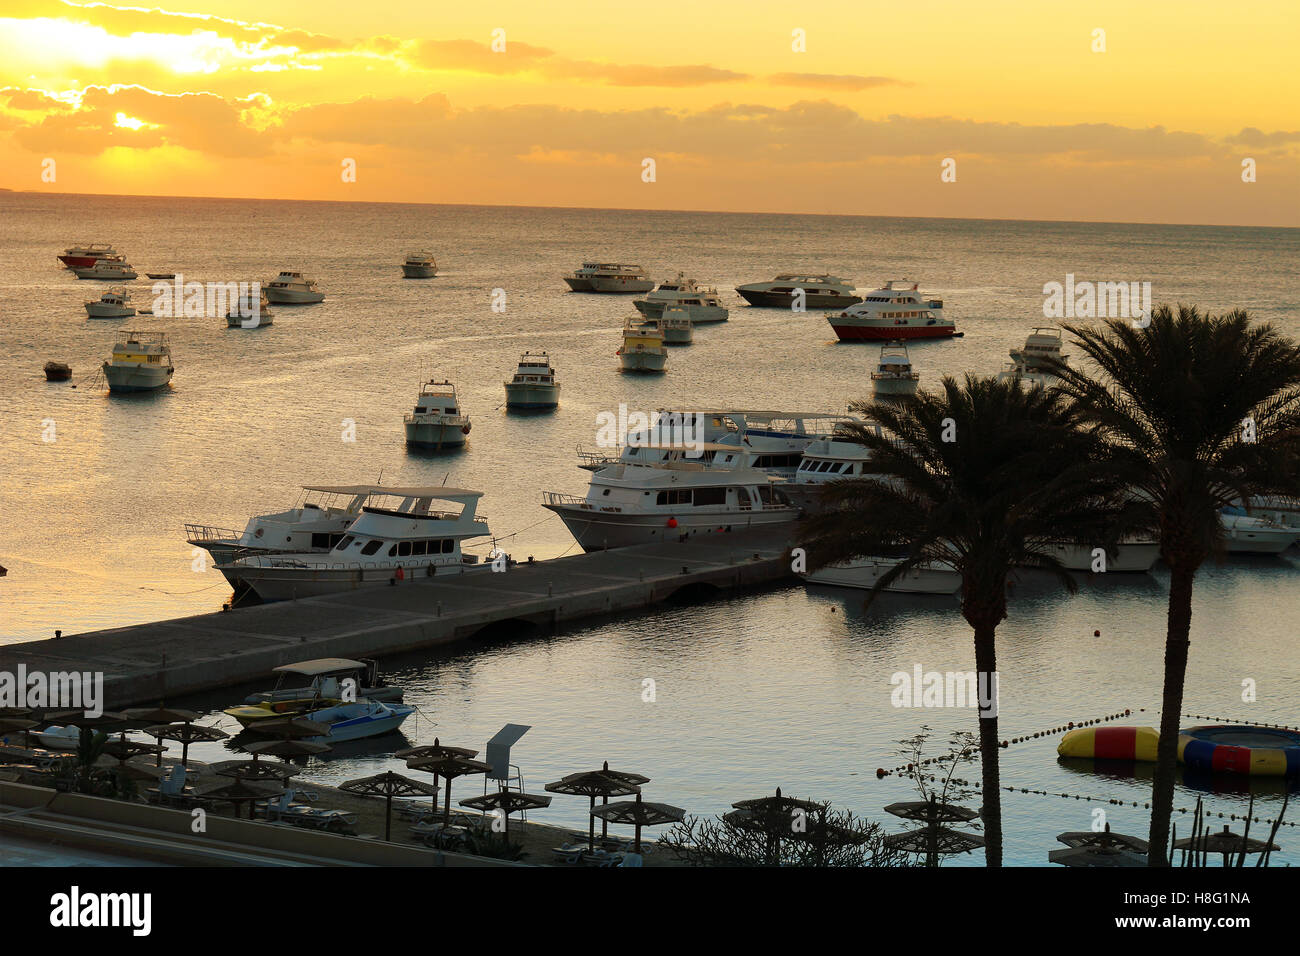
[801,374,1127,866]
[1051,306,1300,865]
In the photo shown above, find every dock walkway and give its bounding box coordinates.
[0,525,798,707]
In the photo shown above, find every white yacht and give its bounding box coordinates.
[219,488,491,601]
[576,410,740,471]
[85,288,135,319]
[999,327,1067,387]
[504,351,560,409]
[639,308,693,345]
[74,259,138,281]
[1220,512,1300,553]
[736,274,861,309]
[59,243,120,269]
[543,445,796,551]
[264,271,325,304]
[1030,540,1160,572]
[402,251,437,278]
[783,434,880,512]
[826,280,955,341]
[564,262,655,293]
[226,288,272,327]
[101,331,173,393]
[617,320,668,373]
[713,411,844,479]
[804,557,962,595]
[404,380,471,448]
[634,274,729,323]
[871,342,921,398]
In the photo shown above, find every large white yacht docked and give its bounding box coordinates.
[218,488,491,601]
[564,263,655,293]
[85,288,135,319]
[827,280,955,341]
[101,331,173,393]
[74,259,138,281]
[998,327,1067,386]
[871,342,921,398]
[736,274,861,309]
[404,380,471,448]
[634,274,729,323]
[543,445,796,551]
[401,251,437,278]
[264,271,325,304]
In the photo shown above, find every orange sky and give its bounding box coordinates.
[1,0,1297,224]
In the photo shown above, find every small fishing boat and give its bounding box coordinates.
[44,361,72,382]
[101,331,174,393]
[401,251,437,278]
[227,697,415,742]
[504,351,560,409]
[146,272,176,280]
[404,380,471,448]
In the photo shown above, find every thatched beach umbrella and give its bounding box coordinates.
[126,706,201,765]
[545,771,641,851]
[885,825,986,859]
[240,738,331,760]
[146,722,229,767]
[210,758,299,783]
[459,787,552,840]
[1174,825,1280,867]
[1048,843,1147,867]
[1057,822,1149,853]
[340,771,440,841]
[0,717,39,751]
[590,791,685,853]
[723,788,829,864]
[408,752,492,825]
[572,761,650,840]
[100,737,165,767]
[194,777,284,819]
[399,739,480,814]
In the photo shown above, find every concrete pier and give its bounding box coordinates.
[0,525,798,707]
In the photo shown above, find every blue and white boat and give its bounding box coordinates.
[301,699,415,742]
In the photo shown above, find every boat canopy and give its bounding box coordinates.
[301,484,483,502]
[272,658,367,676]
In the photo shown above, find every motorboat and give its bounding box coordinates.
[826,280,955,341]
[617,320,668,372]
[803,557,961,594]
[1029,539,1160,572]
[243,658,404,705]
[564,262,655,293]
[871,341,921,398]
[85,288,135,319]
[712,411,844,479]
[44,361,72,382]
[736,274,861,309]
[999,327,1067,387]
[634,273,729,323]
[1220,512,1300,553]
[504,351,560,409]
[783,434,880,512]
[639,308,693,344]
[404,380,471,448]
[577,409,741,471]
[227,696,414,741]
[58,243,120,269]
[264,271,325,304]
[34,726,83,750]
[1226,497,1300,531]
[74,259,138,281]
[219,487,491,601]
[226,288,273,327]
[101,331,173,393]
[542,445,796,551]
[401,251,437,278]
[185,484,393,567]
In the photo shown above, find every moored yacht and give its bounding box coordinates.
[219,487,491,601]
[1029,540,1160,572]
[871,341,920,398]
[564,262,655,293]
[226,288,272,327]
[1220,512,1300,553]
[639,308,693,345]
[85,288,135,319]
[404,379,471,448]
[783,434,881,512]
[543,446,796,551]
[576,409,741,471]
[617,320,668,372]
[401,251,437,278]
[74,259,138,281]
[736,274,861,309]
[264,271,325,304]
[504,351,560,409]
[243,658,404,705]
[634,273,729,323]
[58,243,120,269]
[101,331,173,393]
[827,280,955,341]
[803,557,962,595]
[999,327,1067,386]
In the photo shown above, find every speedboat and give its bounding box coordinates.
[219,487,491,601]
[783,434,880,512]
[74,259,138,281]
[58,243,120,269]
[871,341,920,398]
[401,251,437,278]
[542,445,796,551]
[1220,513,1299,553]
[101,331,173,393]
[243,658,404,705]
[504,351,560,409]
[736,274,861,309]
[264,271,325,304]
[803,557,961,594]
[634,273,729,323]
[85,288,135,319]
[185,484,391,567]
[617,320,668,372]
[564,262,655,293]
[404,380,471,448]
[826,280,955,340]
[639,308,693,345]
[228,696,414,742]
[226,288,272,327]
[999,327,1067,387]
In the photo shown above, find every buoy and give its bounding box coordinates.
[666,517,678,528]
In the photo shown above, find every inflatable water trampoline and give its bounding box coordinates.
[1178,725,1300,778]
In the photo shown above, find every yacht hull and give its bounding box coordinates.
[405,420,469,448]
[871,378,919,397]
[565,276,654,293]
[1223,528,1299,553]
[738,289,862,309]
[103,363,172,393]
[633,300,729,324]
[220,560,476,602]
[1033,541,1160,572]
[86,304,134,318]
[830,320,957,341]
[617,349,667,372]
[264,289,324,304]
[402,264,437,278]
[661,327,693,345]
[545,504,795,551]
[504,382,560,408]
[805,559,961,594]
[75,268,137,281]
[227,313,273,327]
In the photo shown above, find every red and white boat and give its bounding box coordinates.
[826,280,957,341]
[58,243,121,269]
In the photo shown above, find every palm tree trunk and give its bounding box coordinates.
[973,622,1002,867]
[1148,562,1196,866]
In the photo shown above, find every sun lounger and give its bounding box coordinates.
[582,849,624,867]
[550,843,585,865]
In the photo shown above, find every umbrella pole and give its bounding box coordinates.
[589,796,596,852]
[601,794,609,839]
[634,823,641,854]
[444,778,453,826]
[385,792,392,842]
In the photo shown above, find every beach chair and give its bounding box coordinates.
[550,843,585,865]
[256,788,297,821]
[146,766,188,806]
[582,849,624,867]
